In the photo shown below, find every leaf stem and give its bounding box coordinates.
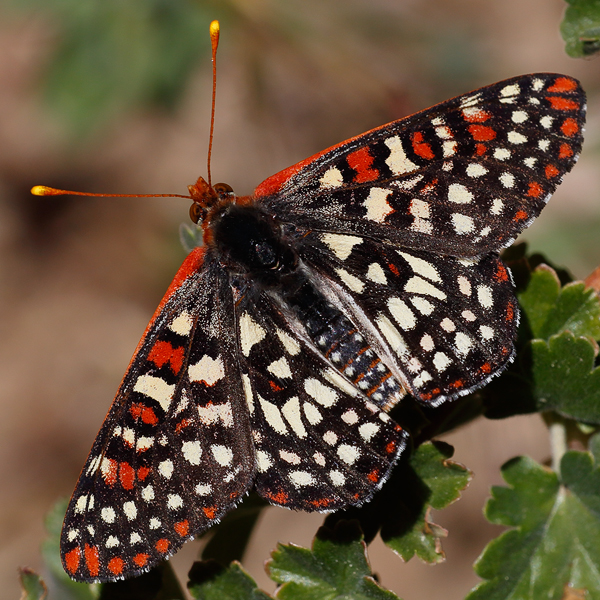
[544,412,568,476]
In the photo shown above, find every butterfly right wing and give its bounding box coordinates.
[60,248,255,582]
[255,74,585,258]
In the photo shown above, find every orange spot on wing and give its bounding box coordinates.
[347,147,379,183]
[547,96,579,111]
[513,210,528,222]
[463,108,490,123]
[269,381,283,392]
[148,340,185,375]
[561,118,579,136]
[310,498,333,508]
[475,143,487,156]
[449,379,464,389]
[84,544,99,578]
[133,553,150,567]
[545,164,559,178]
[203,506,218,519]
[367,469,380,482]
[468,124,496,141]
[388,263,400,276]
[137,466,151,481]
[107,557,124,576]
[264,491,289,505]
[527,181,543,197]
[385,441,396,454]
[506,302,515,321]
[130,403,159,425]
[548,77,577,93]
[480,362,492,374]
[495,263,509,282]
[119,462,135,490]
[102,459,118,487]
[559,143,573,159]
[175,418,191,434]
[174,520,190,537]
[155,539,170,554]
[411,131,435,160]
[64,548,81,574]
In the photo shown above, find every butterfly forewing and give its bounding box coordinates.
[257,74,585,257]
[61,250,254,582]
[234,289,408,511]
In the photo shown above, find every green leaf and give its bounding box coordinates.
[468,454,600,600]
[19,568,47,600]
[188,561,272,600]
[531,331,600,423]
[324,442,470,565]
[518,265,600,340]
[267,521,401,600]
[381,441,471,563]
[561,0,600,57]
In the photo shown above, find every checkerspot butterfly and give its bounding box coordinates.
[36,58,585,581]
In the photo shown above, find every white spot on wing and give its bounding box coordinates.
[320,166,344,189]
[388,297,416,329]
[405,276,447,300]
[267,357,292,379]
[211,445,233,466]
[169,311,193,336]
[305,378,338,407]
[364,187,393,222]
[282,396,306,438]
[321,233,362,260]
[188,355,225,386]
[182,440,203,465]
[385,135,418,174]
[451,213,475,235]
[336,267,365,293]
[134,374,174,412]
[259,395,288,434]
[398,251,441,282]
[239,313,266,356]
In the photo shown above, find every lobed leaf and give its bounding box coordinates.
[267,521,401,600]
[468,452,600,600]
[531,331,600,423]
[518,265,600,341]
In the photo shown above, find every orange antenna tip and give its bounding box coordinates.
[31,185,59,196]
[210,20,220,48]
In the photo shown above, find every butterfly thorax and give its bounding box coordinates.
[210,202,298,283]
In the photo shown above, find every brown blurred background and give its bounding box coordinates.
[1,1,598,598]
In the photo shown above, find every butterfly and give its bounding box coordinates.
[57,73,585,581]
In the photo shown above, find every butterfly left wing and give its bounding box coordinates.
[232,287,408,511]
[61,249,255,582]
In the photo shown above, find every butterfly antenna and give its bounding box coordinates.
[207,20,220,189]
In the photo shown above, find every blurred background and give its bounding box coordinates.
[1,0,598,598]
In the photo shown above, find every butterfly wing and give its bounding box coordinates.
[232,286,408,511]
[296,233,517,404]
[255,74,585,257]
[60,249,255,582]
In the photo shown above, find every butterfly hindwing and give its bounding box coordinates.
[234,288,408,511]
[61,250,255,582]
[298,233,517,403]
[257,74,585,257]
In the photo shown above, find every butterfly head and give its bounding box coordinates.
[188,176,234,224]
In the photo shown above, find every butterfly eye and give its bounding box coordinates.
[214,182,234,197]
[189,202,203,224]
